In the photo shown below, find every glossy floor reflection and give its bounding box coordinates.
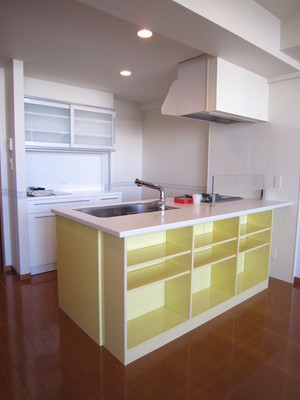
[0,271,299,399]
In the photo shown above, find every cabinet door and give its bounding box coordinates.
[25,98,70,147]
[71,105,115,150]
[28,213,57,268]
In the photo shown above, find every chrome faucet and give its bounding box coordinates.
[135,178,165,210]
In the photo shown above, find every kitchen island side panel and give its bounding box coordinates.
[102,233,126,364]
[56,216,101,345]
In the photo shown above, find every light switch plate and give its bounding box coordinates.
[273,176,282,188]
[8,138,13,151]
[271,249,277,261]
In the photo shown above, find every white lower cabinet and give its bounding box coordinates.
[27,193,121,275]
[28,213,57,275]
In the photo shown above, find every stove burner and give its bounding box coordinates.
[201,193,243,203]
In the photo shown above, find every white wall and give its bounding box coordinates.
[142,108,209,199]
[208,122,267,194]
[4,60,30,275]
[26,152,106,192]
[0,68,12,266]
[265,77,300,280]
[112,100,143,201]
[295,193,300,279]
[208,76,300,282]
[24,77,114,109]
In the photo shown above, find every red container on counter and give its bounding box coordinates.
[174,195,193,204]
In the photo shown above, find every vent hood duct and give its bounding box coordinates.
[161,55,269,124]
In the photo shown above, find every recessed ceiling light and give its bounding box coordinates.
[120,70,132,76]
[137,29,153,38]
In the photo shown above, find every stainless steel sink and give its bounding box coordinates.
[78,203,178,218]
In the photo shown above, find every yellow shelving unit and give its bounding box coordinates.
[57,208,277,365]
[237,211,272,294]
[126,227,193,349]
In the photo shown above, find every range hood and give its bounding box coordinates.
[161,55,269,124]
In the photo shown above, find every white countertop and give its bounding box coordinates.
[52,198,291,238]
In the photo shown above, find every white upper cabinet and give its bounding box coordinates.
[71,105,115,150]
[25,98,115,151]
[25,99,70,147]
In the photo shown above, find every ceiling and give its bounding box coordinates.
[0,0,299,104]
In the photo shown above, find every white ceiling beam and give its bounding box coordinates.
[280,13,300,62]
[173,0,281,53]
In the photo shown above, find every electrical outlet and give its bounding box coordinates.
[271,249,277,261]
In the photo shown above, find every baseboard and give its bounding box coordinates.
[294,277,300,286]
[30,262,57,276]
[11,266,31,281]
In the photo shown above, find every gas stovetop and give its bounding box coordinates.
[201,193,243,203]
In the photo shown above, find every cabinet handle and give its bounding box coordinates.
[35,214,56,219]
[34,199,91,206]
[100,197,119,201]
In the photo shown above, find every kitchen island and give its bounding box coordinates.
[53,198,290,365]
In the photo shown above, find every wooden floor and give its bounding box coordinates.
[0,272,299,400]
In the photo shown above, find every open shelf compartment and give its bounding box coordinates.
[237,245,270,294]
[239,230,271,253]
[194,217,239,250]
[192,258,237,317]
[127,274,191,349]
[240,211,272,238]
[194,241,237,269]
[127,254,191,291]
[127,227,193,270]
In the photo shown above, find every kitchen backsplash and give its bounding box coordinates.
[26,151,107,192]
